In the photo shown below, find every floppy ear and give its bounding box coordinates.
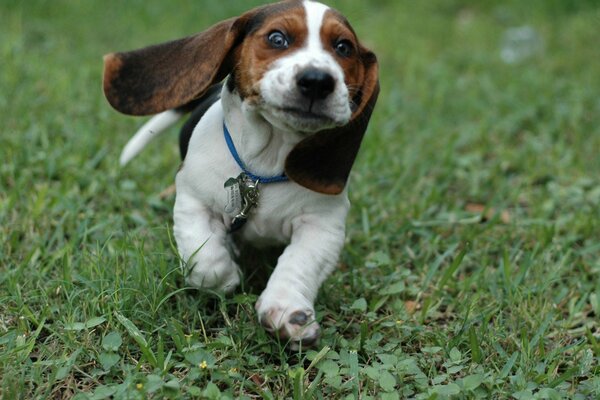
[103,17,242,115]
[285,47,380,195]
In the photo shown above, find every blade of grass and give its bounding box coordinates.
[115,312,158,368]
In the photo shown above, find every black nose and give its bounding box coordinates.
[296,68,335,100]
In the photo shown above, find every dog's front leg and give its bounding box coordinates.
[173,190,240,293]
[256,216,346,347]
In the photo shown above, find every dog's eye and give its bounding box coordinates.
[334,39,354,58]
[267,31,289,49]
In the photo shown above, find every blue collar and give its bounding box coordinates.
[223,122,289,184]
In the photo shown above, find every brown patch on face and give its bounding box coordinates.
[320,9,366,115]
[232,4,307,102]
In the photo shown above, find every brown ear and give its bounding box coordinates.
[103,17,242,116]
[285,48,380,195]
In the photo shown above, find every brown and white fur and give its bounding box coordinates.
[103,0,379,347]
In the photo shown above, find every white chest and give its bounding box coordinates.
[176,101,350,245]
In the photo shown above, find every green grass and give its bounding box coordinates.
[1,0,600,398]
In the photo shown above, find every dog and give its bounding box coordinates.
[103,0,379,347]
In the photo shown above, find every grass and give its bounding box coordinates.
[1,0,600,398]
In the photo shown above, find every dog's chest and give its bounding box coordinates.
[177,103,336,244]
[178,103,348,245]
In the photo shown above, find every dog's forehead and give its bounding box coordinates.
[245,1,304,34]
[245,0,354,43]
[304,1,357,41]
[303,0,329,29]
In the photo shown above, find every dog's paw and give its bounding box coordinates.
[185,260,241,293]
[255,296,320,349]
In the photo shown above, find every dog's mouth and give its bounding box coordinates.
[279,107,333,122]
[256,99,349,133]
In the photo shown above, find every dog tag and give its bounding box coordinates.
[240,179,260,211]
[228,174,260,232]
[224,176,242,215]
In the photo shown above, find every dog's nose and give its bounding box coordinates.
[296,68,335,100]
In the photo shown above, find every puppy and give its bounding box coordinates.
[103,0,379,347]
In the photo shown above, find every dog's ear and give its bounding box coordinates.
[103,17,245,115]
[285,46,379,195]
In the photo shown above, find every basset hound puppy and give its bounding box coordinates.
[103,0,379,348]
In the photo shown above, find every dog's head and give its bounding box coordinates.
[103,0,379,194]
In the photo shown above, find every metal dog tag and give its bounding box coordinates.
[224,176,242,215]
[226,173,260,232]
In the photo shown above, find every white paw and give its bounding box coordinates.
[255,292,320,349]
[185,259,241,293]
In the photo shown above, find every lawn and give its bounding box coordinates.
[1,0,600,398]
